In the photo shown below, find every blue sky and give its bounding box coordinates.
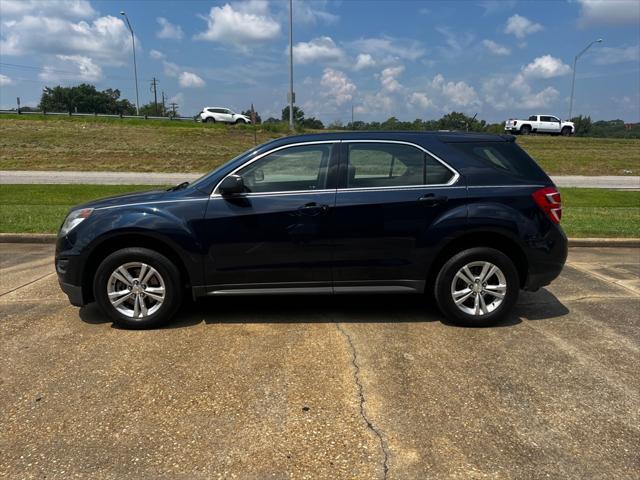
[1,0,639,123]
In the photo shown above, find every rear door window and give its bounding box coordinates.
[344,143,455,188]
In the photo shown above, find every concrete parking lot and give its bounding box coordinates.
[1,244,638,479]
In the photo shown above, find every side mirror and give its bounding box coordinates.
[219,174,245,195]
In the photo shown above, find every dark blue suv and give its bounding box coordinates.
[56,132,567,328]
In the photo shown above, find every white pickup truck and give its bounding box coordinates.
[504,115,574,136]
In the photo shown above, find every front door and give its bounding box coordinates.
[331,141,466,293]
[201,142,338,293]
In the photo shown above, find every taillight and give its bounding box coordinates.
[513,121,517,126]
[532,187,562,224]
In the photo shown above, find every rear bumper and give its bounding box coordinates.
[523,226,568,291]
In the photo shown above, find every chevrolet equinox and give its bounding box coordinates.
[56,132,567,328]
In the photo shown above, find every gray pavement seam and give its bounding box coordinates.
[0,272,55,298]
[335,323,390,480]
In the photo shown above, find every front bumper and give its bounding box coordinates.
[58,279,85,307]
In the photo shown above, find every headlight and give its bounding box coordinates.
[59,208,93,236]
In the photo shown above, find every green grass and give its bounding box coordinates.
[560,188,640,237]
[0,184,166,233]
[0,184,638,237]
[1,115,639,175]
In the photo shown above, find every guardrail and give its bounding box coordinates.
[0,110,196,122]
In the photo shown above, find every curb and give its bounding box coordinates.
[1,233,638,248]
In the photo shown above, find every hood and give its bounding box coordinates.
[74,188,169,211]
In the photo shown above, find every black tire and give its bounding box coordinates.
[520,125,532,135]
[434,247,519,327]
[94,247,183,329]
[561,126,571,136]
[205,117,215,123]
[235,119,246,125]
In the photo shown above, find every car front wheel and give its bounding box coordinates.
[94,247,183,329]
[434,247,519,327]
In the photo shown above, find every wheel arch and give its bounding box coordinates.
[82,233,191,304]
[426,231,528,291]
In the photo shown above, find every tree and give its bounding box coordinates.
[570,115,592,136]
[139,103,162,116]
[241,108,262,124]
[281,105,305,124]
[302,117,324,129]
[38,84,136,114]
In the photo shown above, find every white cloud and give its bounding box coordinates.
[577,0,640,26]
[504,14,543,39]
[350,36,425,62]
[353,53,376,70]
[441,79,479,107]
[0,15,133,66]
[408,92,432,110]
[593,45,640,65]
[321,68,356,105]
[480,0,517,15]
[0,74,14,86]
[163,61,181,77]
[179,71,205,88]
[39,54,102,82]
[380,65,405,93]
[522,55,571,78]
[482,73,560,111]
[156,17,184,40]
[482,39,511,56]
[0,0,96,19]
[436,26,475,59]
[292,37,344,64]
[194,2,280,47]
[149,49,165,60]
[293,0,339,24]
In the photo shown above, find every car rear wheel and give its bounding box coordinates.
[434,247,519,327]
[94,248,182,329]
[520,125,532,135]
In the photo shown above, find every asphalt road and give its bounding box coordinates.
[1,170,639,189]
[1,244,639,479]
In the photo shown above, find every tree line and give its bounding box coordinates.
[23,83,639,138]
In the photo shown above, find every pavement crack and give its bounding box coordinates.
[336,323,390,480]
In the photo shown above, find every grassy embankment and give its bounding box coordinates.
[0,185,637,237]
[1,114,639,175]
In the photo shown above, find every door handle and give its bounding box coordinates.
[298,202,329,215]
[418,194,448,206]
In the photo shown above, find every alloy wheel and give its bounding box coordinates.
[450,261,507,316]
[107,262,166,319]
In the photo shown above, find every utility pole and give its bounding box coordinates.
[351,104,354,125]
[150,77,159,116]
[569,38,603,120]
[161,91,166,116]
[288,0,294,130]
[120,11,139,115]
[169,102,178,117]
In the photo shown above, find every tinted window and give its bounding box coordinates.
[528,115,537,121]
[237,144,332,193]
[449,141,549,181]
[346,143,454,188]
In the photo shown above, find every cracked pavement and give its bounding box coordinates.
[1,244,639,479]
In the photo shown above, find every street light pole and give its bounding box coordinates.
[120,11,140,116]
[288,0,294,130]
[568,38,603,120]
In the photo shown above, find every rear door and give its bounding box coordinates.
[330,140,466,293]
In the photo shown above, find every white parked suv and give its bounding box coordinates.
[504,115,574,136]
[198,107,251,124]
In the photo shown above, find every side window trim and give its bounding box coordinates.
[338,140,460,190]
[211,141,339,197]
